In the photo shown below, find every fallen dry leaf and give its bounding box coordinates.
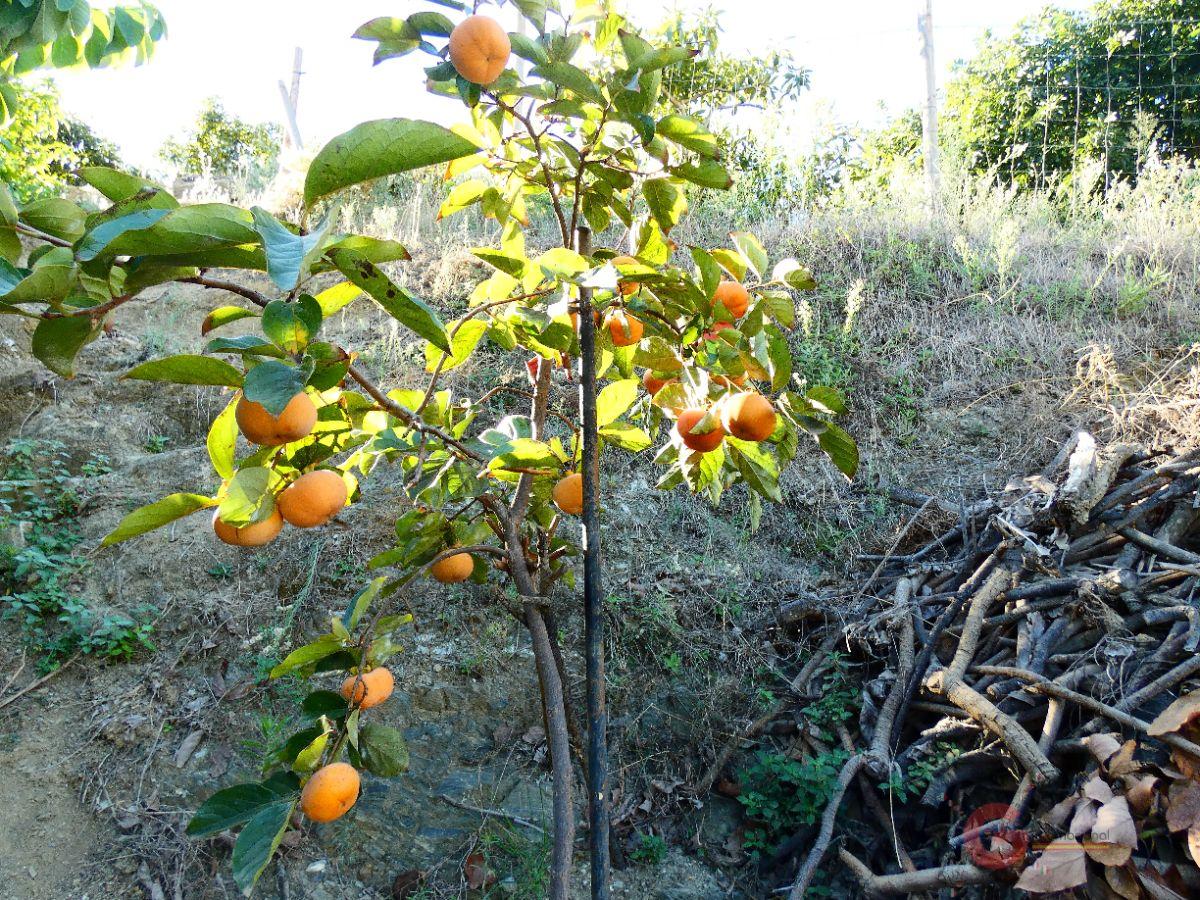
[1088,796,1137,867]
[1125,774,1158,816]
[1069,799,1098,836]
[173,729,204,768]
[1105,741,1142,778]
[1083,732,1123,764]
[1189,828,1200,869]
[1148,692,1200,737]
[1015,836,1088,893]
[1093,795,1138,847]
[1084,774,1116,803]
[1166,779,1200,832]
[1105,863,1141,900]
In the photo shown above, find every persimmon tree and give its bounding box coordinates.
[1,0,856,895]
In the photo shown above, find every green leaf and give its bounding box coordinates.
[731,232,769,280]
[218,467,275,527]
[291,726,331,773]
[261,296,322,354]
[818,422,859,479]
[425,318,487,373]
[207,397,239,480]
[101,204,258,257]
[78,166,171,203]
[76,207,172,261]
[1,256,75,304]
[0,182,17,226]
[243,361,307,416]
[31,316,98,377]
[123,354,244,387]
[656,115,720,158]
[759,290,796,328]
[327,247,449,352]
[531,62,605,104]
[766,328,792,392]
[317,234,410,267]
[772,258,817,291]
[689,246,721,301]
[807,386,847,415]
[304,118,478,206]
[20,197,85,241]
[671,159,733,190]
[251,207,334,291]
[201,306,258,335]
[301,691,350,720]
[231,800,294,895]
[643,178,687,233]
[101,493,216,546]
[270,637,346,678]
[596,378,639,427]
[509,32,549,65]
[359,722,409,776]
[342,577,386,630]
[599,422,653,451]
[186,776,299,838]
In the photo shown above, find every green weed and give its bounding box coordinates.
[0,439,155,669]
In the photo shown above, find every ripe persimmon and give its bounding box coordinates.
[431,551,475,583]
[300,762,360,823]
[552,473,583,515]
[676,407,725,453]
[607,312,643,347]
[277,469,347,528]
[340,666,395,709]
[448,15,510,85]
[724,392,777,441]
[714,280,749,318]
[611,254,639,296]
[642,370,675,396]
[212,507,283,547]
[235,393,317,446]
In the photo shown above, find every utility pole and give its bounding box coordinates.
[918,0,940,209]
[278,47,304,149]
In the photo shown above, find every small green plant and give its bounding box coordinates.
[800,652,860,739]
[476,823,550,898]
[878,741,964,803]
[0,439,154,669]
[207,562,234,579]
[660,651,683,675]
[630,831,668,866]
[143,435,171,453]
[737,749,850,856]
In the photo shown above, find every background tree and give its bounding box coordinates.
[0,79,123,202]
[944,0,1200,188]
[0,0,165,122]
[652,8,811,210]
[159,97,282,187]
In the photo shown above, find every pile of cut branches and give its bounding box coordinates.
[749,433,1200,897]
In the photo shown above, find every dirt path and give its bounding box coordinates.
[0,679,115,900]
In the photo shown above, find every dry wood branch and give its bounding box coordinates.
[838,848,994,897]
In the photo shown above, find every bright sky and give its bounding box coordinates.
[47,0,1093,174]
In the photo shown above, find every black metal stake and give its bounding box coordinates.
[575,225,609,899]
